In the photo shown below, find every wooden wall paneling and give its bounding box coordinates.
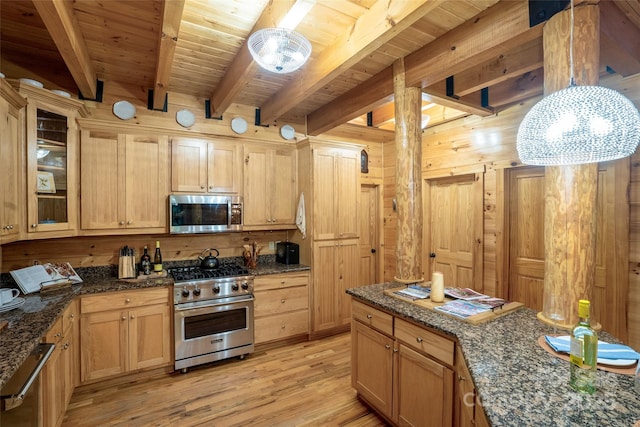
[0,231,289,273]
[483,168,498,297]
[383,138,397,282]
[628,153,640,349]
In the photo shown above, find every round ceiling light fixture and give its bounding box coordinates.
[248,28,311,74]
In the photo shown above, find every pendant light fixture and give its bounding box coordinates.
[248,28,312,74]
[516,0,640,166]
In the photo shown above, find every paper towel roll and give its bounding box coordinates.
[431,271,444,302]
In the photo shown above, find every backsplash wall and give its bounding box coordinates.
[0,230,291,273]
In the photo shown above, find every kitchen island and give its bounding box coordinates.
[347,282,640,427]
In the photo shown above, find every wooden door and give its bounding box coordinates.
[129,303,171,370]
[338,238,360,325]
[124,134,168,229]
[270,147,297,225]
[243,145,270,226]
[337,149,360,239]
[360,185,380,286]
[312,240,339,331]
[42,342,65,427]
[171,137,207,193]
[426,175,480,289]
[351,321,394,420]
[508,167,545,310]
[80,130,124,230]
[313,147,338,240]
[81,310,128,382]
[208,140,242,194]
[396,343,454,427]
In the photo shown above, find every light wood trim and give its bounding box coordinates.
[153,0,185,110]
[351,299,393,336]
[259,0,445,124]
[80,287,170,313]
[31,0,97,99]
[394,318,454,366]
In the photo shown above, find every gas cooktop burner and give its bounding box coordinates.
[168,265,250,282]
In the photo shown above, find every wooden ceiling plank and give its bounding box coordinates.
[443,37,543,97]
[32,0,97,98]
[599,0,640,77]
[259,0,447,124]
[153,0,185,110]
[209,1,296,119]
[307,0,538,135]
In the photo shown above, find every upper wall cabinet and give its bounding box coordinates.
[0,80,27,244]
[171,137,242,195]
[80,129,169,234]
[243,143,297,230]
[11,80,89,239]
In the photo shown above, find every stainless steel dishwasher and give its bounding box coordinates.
[0,343,55,426]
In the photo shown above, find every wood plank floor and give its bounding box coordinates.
[63,332,390,427]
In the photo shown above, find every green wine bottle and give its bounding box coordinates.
[569,299,597,394]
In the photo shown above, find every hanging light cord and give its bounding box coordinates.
[569,0,575,87]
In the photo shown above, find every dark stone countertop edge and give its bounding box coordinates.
[346,282,640,427]
[0,262,309,389]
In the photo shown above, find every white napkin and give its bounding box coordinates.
[296,192,306,239]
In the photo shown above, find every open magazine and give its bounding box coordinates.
[10,263,82,294]
[444,287,488,300]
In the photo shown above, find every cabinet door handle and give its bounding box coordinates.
[393,348,398,353]
[280,280,285,285]
[119,221,125,225]
[55,332,62,338]
[209,186,214,190]
[125,298,131,303]
[281,324,286,329]
[201,186,205,189]
[281,299,286,303]
[416,337,423,343]
[127,220,132,225]
[31,224,38,228]
[458,374,466,382]
[121,316,127,321]
[366,314,373,319]
[130,314,135,319]
[385,344,391,349]
[63,343,70,350]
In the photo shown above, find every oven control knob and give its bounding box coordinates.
[213,286,221,294]
[232,283,239,291]
[193,287,201,296]
[241,282,249,290]
[181,288,190,297]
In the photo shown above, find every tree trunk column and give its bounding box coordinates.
[393,58,423,283]
[539,4,599,328]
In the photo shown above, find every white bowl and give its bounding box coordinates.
[231,117,248,134]
[176,109,196,127]
[20,78,44,88]
[51,89,71,98]
[280,124,296,140]
[113,100,136,120]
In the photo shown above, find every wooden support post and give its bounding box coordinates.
[538,4,600,329]
[393,58,424,283]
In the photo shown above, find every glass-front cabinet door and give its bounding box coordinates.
[17,82,86,237]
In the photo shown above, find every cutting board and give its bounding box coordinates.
[384,286,524,325]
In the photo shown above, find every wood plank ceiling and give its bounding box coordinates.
[1,0,639,135]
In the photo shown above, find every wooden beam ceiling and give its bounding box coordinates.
[153,0,185,110]
[306,0,542,135]
[257,0,447,124]
[31,0,97,98]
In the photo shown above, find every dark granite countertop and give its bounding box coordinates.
[347,282,640,427]
[0,260,309,389]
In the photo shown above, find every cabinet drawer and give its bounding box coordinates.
[254,286,308,317]
[62,299,78,333]
[255,310,309,343]
[351,300,393,336]
[81,287,170,313]
[254,272,309,291]
[394,318,454,366]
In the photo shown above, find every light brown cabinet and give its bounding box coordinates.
[243,143,297,229]
[11,80,87,239]
[80,287,171,383]
[351,299,454,426]
[80,130,169,232]
[254,272,309,344]
[313,239,359,331]
[171,136,242,194]
[454,347,490,427]
[42,299,78,427]
[0,80,26,243]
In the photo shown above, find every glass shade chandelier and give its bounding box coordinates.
[516,0,640,166]
[248,28,312,74]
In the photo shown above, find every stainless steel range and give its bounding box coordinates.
[170,264,254,372]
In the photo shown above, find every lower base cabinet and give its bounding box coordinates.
[80,287,171,383]
[454,347,490,427]
[351,299,454,427]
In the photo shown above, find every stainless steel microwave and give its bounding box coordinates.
[169,194,243,234]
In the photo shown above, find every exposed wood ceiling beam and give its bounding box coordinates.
[209,1,304,119]
[422,84,493,117]
[31,0,97,98]
[258,0,447,124]
[599,0,640,77]
[307,0,542,135]
[485,68,544,108]
[153,0,185,110]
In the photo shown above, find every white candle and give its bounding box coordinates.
[431,271,444,303]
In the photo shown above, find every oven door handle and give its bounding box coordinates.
[1,343,55,411]
[174,296,254,312]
